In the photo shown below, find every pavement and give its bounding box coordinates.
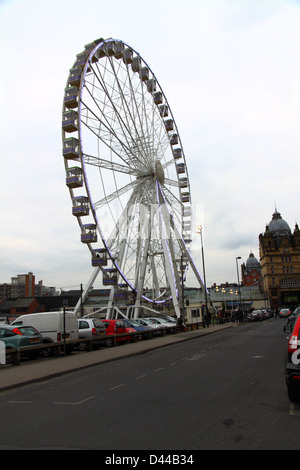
[0,322,235,392]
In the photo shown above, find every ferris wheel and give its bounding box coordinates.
[62,37,208,318]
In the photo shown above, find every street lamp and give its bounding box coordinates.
[236,256,242,310]
[197,225,209,326]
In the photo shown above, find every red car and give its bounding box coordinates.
[284,313,300,401]
[101,319,137,347]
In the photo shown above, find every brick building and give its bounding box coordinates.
[259,209,300,310]
[241,252,262,287]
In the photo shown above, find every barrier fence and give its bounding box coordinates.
[1,321,210,366]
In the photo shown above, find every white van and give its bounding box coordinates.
[12,311,79,355]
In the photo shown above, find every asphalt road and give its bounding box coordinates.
[0,318,299,451]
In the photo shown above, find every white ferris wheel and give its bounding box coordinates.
[62,37,209,318]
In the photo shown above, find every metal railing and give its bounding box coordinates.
[2,322,206,366]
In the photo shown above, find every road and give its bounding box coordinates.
[0,318,299,450]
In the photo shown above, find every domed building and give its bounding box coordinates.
[259,209,300,310]
[241,252,261,287]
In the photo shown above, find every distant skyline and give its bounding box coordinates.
[1,0,300,290]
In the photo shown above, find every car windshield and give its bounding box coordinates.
[18,327,39,336]
[92,319,105,328]
[0,328,16,338]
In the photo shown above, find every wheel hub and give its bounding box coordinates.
[154,161,165,185]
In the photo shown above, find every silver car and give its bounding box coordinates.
[77,318,106,350]
[144,317,177,332]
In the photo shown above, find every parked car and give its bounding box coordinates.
[77,318,106,350]
[122,319,151,339]
[247,310,263,321]
[143,317,177,332]
[135,318,162,335]
[279,308,292,318]
[12,311,79,356]
[284,314,300,402]
[292,307,300,316]
[101,319,137,347]
[161,316,177,323]
[0,325,43,363]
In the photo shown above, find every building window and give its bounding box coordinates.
[280,278,300,288]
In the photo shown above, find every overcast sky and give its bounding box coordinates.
[0,0,300,291]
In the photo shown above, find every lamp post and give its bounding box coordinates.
[197,225,209,326]
[236,256,242,311]
[180,253,185,323]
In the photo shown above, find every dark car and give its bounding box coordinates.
[284,314,300,402]
[279,308,292,318]
[293,307,300,316]
[0,325,43,363]
[122,319,151,339]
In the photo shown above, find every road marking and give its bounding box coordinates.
[169,362,177,366]
[135,374,146,380]
[8,401,32,404]
[252,356,264,359]
[110,383,125,391]
[53,396,95,405]
[154,367,164,372]
[183,353,207,361]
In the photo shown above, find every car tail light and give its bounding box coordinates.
[57,332,61,342]
[12,328,22,335]
[92,328,97,336]
[288,319,300,353]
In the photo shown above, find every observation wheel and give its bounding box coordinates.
[62,37,207,318]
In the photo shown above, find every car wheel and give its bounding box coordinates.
[287,385,300,403]
[41,345,53,358]
[105,338,113,347]
[78,342,87,351]
[5,349,13,364]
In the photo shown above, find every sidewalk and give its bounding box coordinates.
[0,323,234,392]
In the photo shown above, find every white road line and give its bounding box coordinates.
[110,383,125,391]
[53,396,95,405]
[8,401,32,404]
[135,374,146,380]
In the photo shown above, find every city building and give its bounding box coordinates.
[0,272,44,301]
[0,283,11,301]
[241,252,262,287]
[10,272,43,298]
[259,209,300,310]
